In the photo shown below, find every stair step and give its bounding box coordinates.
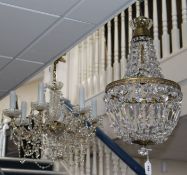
[0,157,53,171]
[0,168,67,175]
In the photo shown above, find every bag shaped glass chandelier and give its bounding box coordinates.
[104,15,183,152]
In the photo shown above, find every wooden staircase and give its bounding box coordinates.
[0,157,67,175]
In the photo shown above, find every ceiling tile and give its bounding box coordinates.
[0,59,42,91]
[18,19,94,63]
[0,4,58,58]
[0,56,12,70]
[0,0,81,16]
[66,0,132,24]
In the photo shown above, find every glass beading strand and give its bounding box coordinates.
[4,80,103,167]
[104,16,182,147]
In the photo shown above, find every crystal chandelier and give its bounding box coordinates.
[3,58,101,166]
[104,16,183,151]
[42,104,101,164]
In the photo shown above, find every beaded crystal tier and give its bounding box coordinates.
[104,16,183,146]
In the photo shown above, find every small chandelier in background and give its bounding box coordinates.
[2,58,102,167]
[104,15,183,154]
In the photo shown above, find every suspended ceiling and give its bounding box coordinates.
[0,0,134,99]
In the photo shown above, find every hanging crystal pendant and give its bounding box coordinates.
[104,16,182,147]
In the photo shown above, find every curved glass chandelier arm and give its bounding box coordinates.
[52,57,66,83]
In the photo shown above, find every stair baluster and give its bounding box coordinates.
[112,153,119,175]
[80,152,85,175]
[93,31,100,94]
[114,16,120,81]
[144,0,149,18]
[86,147,91,175]
[74,149,79,175]
[104,146,111,175]
[106,21,112,84]
[120,160,127,175]
[136,0,140,17]
[162,0,170,57]
[85,37,91,98]
[128,6,132,55]
[153,0,161,59]
[120,11,126,78]
[171,0,180,52]
[98,139,104,175]
[182,0,187,47]
[99,26,106,91]
[69,152,74,175]
[92,139,97,175]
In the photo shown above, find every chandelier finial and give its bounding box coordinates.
[130,16,153,37]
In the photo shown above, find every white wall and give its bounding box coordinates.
[67,46,79,105]
[56,61,69,100]
[150,159,187,175]
[89,153,187,175]
[119,158,187,175]
[161,48,187,116]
